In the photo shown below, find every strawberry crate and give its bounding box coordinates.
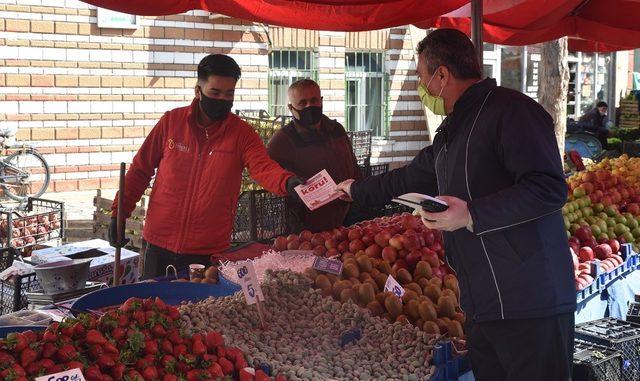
[573,339,623,381]
[575,318,640,381]
[0,198,63,251]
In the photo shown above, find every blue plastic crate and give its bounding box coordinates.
[431,341,471,381]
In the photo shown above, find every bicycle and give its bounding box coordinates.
[0,132,50,202]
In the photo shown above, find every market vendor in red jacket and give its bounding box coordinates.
[267,79,360,233]
[109,54,302,278]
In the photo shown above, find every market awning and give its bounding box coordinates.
[416,0,640,52]
[80,0,467,32]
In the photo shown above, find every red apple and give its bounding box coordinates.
[578,247,594,262]
[287,238,300,250]
[608,239,621,254]
[392,259,408,272]
[406,250,422,269]
[348,228,363,241]
[313,245,327,256]
[389,235,404,250]
[402,235,420,251]
[401,214,419,231]
[337,240,349,253]
[362,234,374,247]
[310,233,324,247]
[365,244,382,258]
[594,244,612,260]
[273,236,288,251]
[299,241,313,251]
[381,246,398,263]
[287,234,299,243]
[375,231,392,247]
[299,230,313,242]
[325,238,338,250]
[349,239,365,253]
[575,226,593,243]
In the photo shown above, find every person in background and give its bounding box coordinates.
[267,79,360,233]
[336,29,575,381]
[109,54,302,278]
[579,101,609,148]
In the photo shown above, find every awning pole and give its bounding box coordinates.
[471,0,483,66]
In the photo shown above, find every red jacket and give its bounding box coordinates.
[112,99,293,255]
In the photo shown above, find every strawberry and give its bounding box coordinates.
[167,307,180,321]
[103,341,119,356]
[205,332,224,349]
[151,324,167,338]
[87,329,108,345]
[40,359,56,370]
[97,355,116,370]
[21,330,38,345]
[142,298,153,311]
[141,366,158,381]
[144,340,158,356]
[160,339,173,354]
[85,365,103,381]
[275,376,288,381]
[19,348,38,368]
[121,297,142,313]
[89,344,104,359]
[202,354,218,365]
[238,368,255,381]
[160,354,177,372]
[78,313,98,330]
[234,357,249,371]
[153,297,168,311]
[216,346,226,359]
[42,329,57,343]
[126,370,145,381]
[60,322,75,337]
[133,310,146,326]
[111,327,126,341]
[73,322,86,337]
[41,342,57,358]
[65,360,85,371]
[191,338,207,356]
[57,344,77,362]
[111,363,125,381]
[207,363,224,378]
[173,344,187,357]
[163,375,178,381]
[5,333,28,351]
[218,358,234,375]
[25,361,42,376]
[187,369,212,381]
[180,354,196,366]
[136,355,155,371]
[167,330,183,345]
[117,314,130,327]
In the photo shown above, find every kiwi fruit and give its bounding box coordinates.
[366,301,385,316]
[404,282,423,296]
[401,290,418,304]
[423,321,441,335]
[384,294,403,318]
[424,284,442,303]
[396,268,413,284]
[436,295,456,318]
[404,299,420,321]
[418,301,438,321]
[378,261,392,275]
[356,256,373,273]
[445,320,464,338]
[339,288,358,303]
[358,283,376,306]
[414,261,433,279]
[343,264,360,279]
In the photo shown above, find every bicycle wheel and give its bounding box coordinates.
[0,149,50,201]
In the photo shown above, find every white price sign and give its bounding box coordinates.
[384,275,405,298]
[236,261,264,305]
[36,368,86,381]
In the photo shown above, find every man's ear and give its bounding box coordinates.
[194,84,201,100]
[438,66,450,87]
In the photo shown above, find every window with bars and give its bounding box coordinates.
[345,51,388,137]
[268,50,317,117]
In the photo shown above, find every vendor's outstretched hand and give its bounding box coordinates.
[335,179,355,202]
[420,195,472,232]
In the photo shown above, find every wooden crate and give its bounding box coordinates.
[620,99,640,129]
[93,190,147,250]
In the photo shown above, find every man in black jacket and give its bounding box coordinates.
[337,29,575,381]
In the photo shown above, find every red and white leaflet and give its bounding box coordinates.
[294,169,341,211]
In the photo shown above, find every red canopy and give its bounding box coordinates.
[81,0,466,32]
[417,0,640,52]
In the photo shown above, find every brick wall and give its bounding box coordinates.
[0,0,429,191]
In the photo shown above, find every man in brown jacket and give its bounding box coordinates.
[267,79,360,233]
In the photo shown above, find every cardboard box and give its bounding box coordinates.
[31,239,140,285]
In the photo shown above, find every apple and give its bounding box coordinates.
[406,250,422,269]
[349,239,366,253]
[365,244,382,258]
[575,226,593,243]
[287,234,299,243]
[273,236,288,251]
[337,240,349,253]
[392,259,408,272]
[313,245,327,256]
[326,248,339,257]
[299,241,313,250]
[578,247,594,262]
[348,228,363,241]
[362,234,374,247]
[375,231,392,247]
[608,239,621,254]
[310,233,324,247]
[402,235,420,251]
[594,243,612,260]
[287,238,300,250]
[299,230,313,242]
[325,238,338,250]
[381,246,398,263]
[401,214,419,230]
[389,234,404,250]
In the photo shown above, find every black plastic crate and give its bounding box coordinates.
[575,318,640,381]
[574,339,623,381]
[0,198,64,250]
[241,116,288,146]
[358,163,389,178]
[0,272,40,315]
[622,141,640,157]
[232,190,288,243]
[347,130,372,166]
[627,302,640,324]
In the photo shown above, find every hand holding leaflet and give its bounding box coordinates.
[294,169,341,211]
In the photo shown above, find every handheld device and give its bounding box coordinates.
[391,193,449,213]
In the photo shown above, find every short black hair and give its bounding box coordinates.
[416,29,481,80]
[289,78,320,93]
[197,54,241,83]
[597,101,608,108]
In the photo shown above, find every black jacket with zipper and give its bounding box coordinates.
[352,78,576,322]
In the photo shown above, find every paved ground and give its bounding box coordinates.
[41,189,117,221]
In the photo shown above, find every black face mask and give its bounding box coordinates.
[291,105,323,127]
[199,91,232,121]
